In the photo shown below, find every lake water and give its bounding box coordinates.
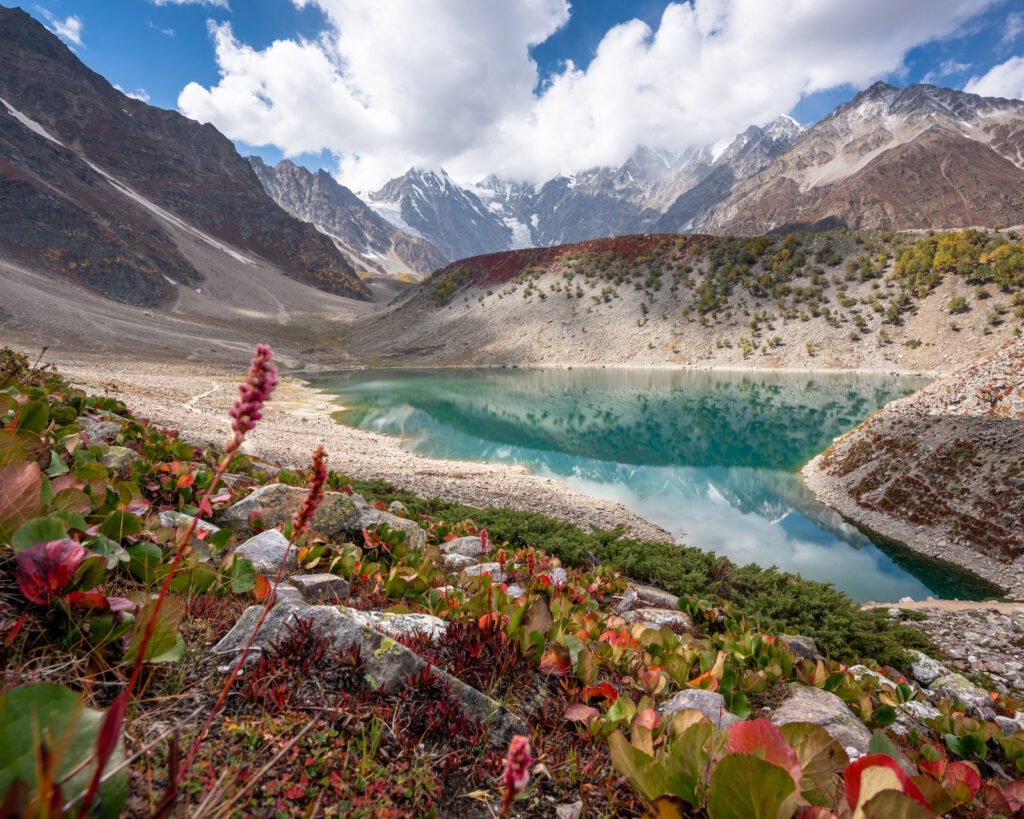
[309,367,998,603]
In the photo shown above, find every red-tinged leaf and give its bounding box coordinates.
[78,691,127,815]
[1003,780,1024,812]
[16,538,87,605]
[195,528,209,541]
[942,761,981,797]
[726,720,803,792]
[539,642,572,676]
[977,783,1012,814]
[65,591,112,610]
[4,613,26,646]
[124,503,150,516]
[253,575,272,602]
[844,754,931,816]
[564,704,599,723]
[209,493,231,504]
[634,708,660,732]
[50,473,84,494]
[688,668,719,691]
[107,597,134,612]
[0,461,43,540]
[176,474,195,489]
[600,681,618,702]
[918,759,946,780]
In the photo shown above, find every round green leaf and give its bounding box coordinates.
[11,516,68,552]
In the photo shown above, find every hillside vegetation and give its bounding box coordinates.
[361,228,1024,372]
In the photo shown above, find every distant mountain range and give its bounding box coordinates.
[338,83,1024,264]
[0,5,370,305]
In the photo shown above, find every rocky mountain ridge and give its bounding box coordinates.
[248,156,445,279]
[0,5,370,305]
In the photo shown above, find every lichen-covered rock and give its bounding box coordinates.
[387,500,407,516]
[633,584,679,609]
[623,608,693,631]
[157,511,220,561]
[928,673,993,712]
[892,700,942,736]
[359,508,427,551]
[771,683,872,755]
[546,567,568,587]
[79,418,122,444]
[780,635,824,662]
[462,562,506,582]
[234,529,298,575]
[218,483,367,538]
[847,665,890,687]
[504,584,528,599]
[906,649,949,687]
[441,553,477,571]
[659,689,740,730]
[346,610,447,641]
[442,535,484,558]
[614,587,639,615]
[289,573,349,603]
[99,445,140,472]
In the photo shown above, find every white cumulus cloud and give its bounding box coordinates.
[178,0,999,190]
[114,84,152,103]
[152,0,230,8]
[965,55,1024,100]
[36,8,84,47]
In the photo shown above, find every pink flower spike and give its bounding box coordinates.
[503,734,532,797]
[226,344,278,454]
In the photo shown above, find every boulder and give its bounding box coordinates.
[347,610,447,641]
[79,418,122,445]
[99,445,140,472]
[387,500,407,515]
[157,511,220,561]
[462,563,507,583]
[614,587,639,615]
[234,529,298,575]
[211,599,523,744]
[780,635,824,662]
[359,507,427,551]
[546,567,568,587]
[847,665,890,688]
[288,573,349,604]
[633,584,679,609]
[623,608,693,631]
[659,689,740,730]
[891,700,942,736]
[442,535,485,559]
[771,684,872,756]
[906,649,949,687]
[441,553,477,571]
[928,673,993,712]
[218,483,367,538]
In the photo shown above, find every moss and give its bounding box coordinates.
[373,637,398,659]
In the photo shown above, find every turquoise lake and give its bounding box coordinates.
[309,368,998,603]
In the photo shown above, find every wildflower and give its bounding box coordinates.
[292,445,327,539]
[226,344,277,455]
[480,528,489,554]
[498,735,532,818]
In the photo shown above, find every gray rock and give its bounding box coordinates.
[99,445,140,472]
[928,673,993,712]
[157,511,220,561]
[504,584,528,599]
[771,684,872,755]
[347,610,447,640]
[847,665,890,688]
[234,529,298,575]
[211,599,522,744]
[614,587,639,615]
[272,583,304,602]
[218,483,368,538]
[387,500,407,515]
[633,584,679,609]
[289,573,349,603]
[80,418,122,444]
[462,562,507,583]
[555,801,584,819]
[659,689,741,730]
[906,649,949,687]
[547,567,568,587]
[780,635,824,662]
[442,535,485,558]
[891,700,942,736]
[358,508,427,551]
[623,608,693,631]
[995,715,1024,736]
[441,553,477,571]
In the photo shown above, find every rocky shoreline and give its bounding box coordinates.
[802,338,1024,601]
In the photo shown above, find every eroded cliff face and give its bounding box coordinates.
[0,6,370,304]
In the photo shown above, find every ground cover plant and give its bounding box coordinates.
[2,345,1024,817]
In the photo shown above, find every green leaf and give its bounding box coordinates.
[0,683,126,819]
[85,534,130,567]
[861,789,934,819]
[779,722,849,807]
[871,705,898,728]
[607,730,666,802]
[125,598,184,663]
[869,729,903,762]
[226,557,255,594]
[707,754,798,819]
[11,516,68,552]
[52,510,89,532]
[207,528,232,551]
[71,554,109,591]
[169,563,219,594]
[665,721,713,806]
[0,430,25,466]
[47,451,69,478]
[88,612,136,651]
[99,510,142,541]
[126,542,162,583]
[17,400,49,433]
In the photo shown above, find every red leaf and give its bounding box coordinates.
[539,642,572,676]
[1003,780,1024,812]
[176,474,195,489]
[16,539,86,605]
[633,708,660,732]
[844,754,930,813]
[797,809,840,819]
[253,575,272,603]
[4,613,26,646]
[725,720,803,791]
[0,461,43,538]
[564,704,599,723]
[65,592,112,610]
[942,761,981,797]
[209,493,231,504]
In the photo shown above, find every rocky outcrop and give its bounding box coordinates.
[770,684,873,756]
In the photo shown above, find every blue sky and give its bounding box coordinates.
[23,1,1024,188]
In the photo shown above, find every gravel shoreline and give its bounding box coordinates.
[58,358,674,544]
